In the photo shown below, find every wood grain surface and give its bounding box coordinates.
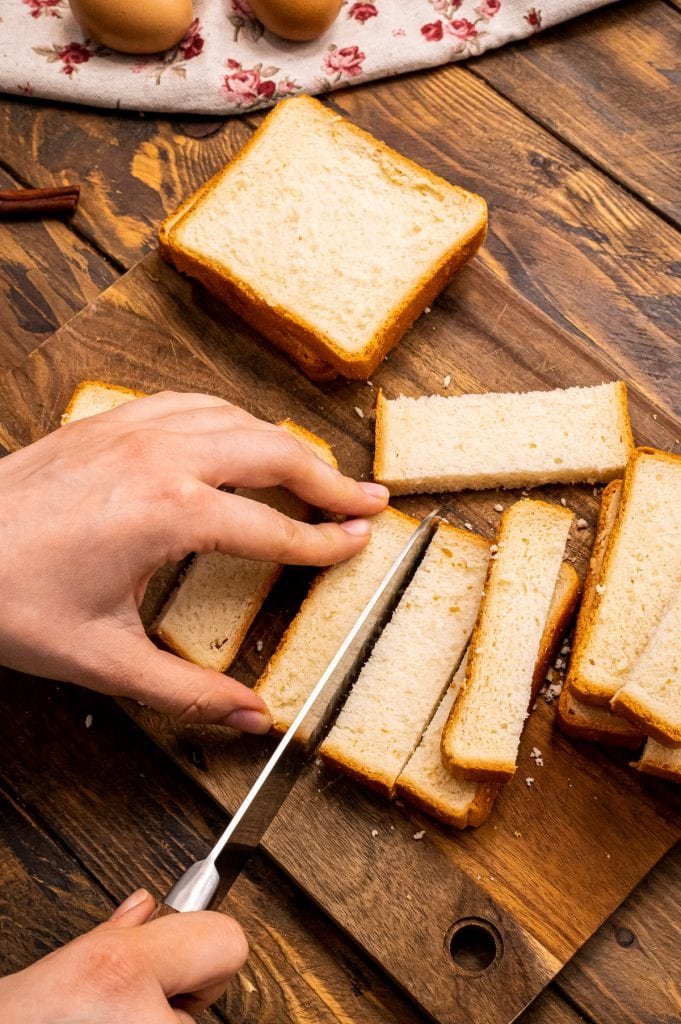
[0,237,678,1023]
[474,0,681,225]
[0,4,679,1022]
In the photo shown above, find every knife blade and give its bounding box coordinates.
[157,506,448,915]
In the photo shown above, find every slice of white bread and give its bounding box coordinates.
[61,380,143,424]
[633,739,681,783]
[160,178,337,384]
[152,420,337,673]
[568,448,681,706]
[255,507,419,734]
[556,480,643,748]
[374,382,633,495]
[610,593,681,745]
[162,95,487,381]
[319,524,490,797]
[397,562,580,827]
[441,499,574,781]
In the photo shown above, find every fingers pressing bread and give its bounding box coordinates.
[181,488,375,566]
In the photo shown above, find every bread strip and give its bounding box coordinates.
[61,379,143,424]
[556,481,643,748]
[569,447,681,706]
[441,499,573,781]
[633,739,681,783]
[164,95,487,381]
[319,524,490,797]
[610,594,681,745]
[255,507,419,736]
[374,382,633,495]
[152,420,337,673]
[397,562,579,828]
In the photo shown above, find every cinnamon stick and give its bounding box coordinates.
[0,184,80,220]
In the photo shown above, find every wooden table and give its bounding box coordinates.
[0,2,679,1021]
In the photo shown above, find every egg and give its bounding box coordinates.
[68,0,193,54]
[248,0,342,42]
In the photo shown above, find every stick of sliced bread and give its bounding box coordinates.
[568,448,681,710]
[161,95,487,382]
[255,507,420,734]
[633,739,681,783]
[397,561,579,827]
[319,524,490,797]
[374,382,633,495]
[61,380,143,424]
[152,420,337,673]
[610,594,681,745]
[556,480,643,748]
[441,499,574,781]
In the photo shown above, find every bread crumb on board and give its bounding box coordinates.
[85,714,93,729]
[525,777,535,788]
[443,374,451,388]
[413,830,426,841]
[371,829,379,837]
[354,407,364,419]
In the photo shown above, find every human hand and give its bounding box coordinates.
[0,888,246,1022]
[0,391,388,729]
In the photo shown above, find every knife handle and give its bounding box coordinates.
[150,901,179,920]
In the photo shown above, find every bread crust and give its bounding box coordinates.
[163,95,487,382]
[441,500,574,782]
[61,379,145,424]
[569,447,681,706]
[557,685,643,748]
[610,688,681,747]
[631,749,681,783]
[396,775,499,830]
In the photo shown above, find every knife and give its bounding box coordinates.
[153,506,448,918]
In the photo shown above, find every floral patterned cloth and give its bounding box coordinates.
[0,0,617,114]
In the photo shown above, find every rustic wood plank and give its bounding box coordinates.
[0,165,117,373]
[0,668,428,1024]
[557,845,681,1023]
[329,68,681,414]
[0,244,679,1024]
[0,99,251,269]
[473,0,681,226]
[0,780,111,971]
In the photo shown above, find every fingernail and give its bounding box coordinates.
[359,481,390,501]
[340,518,372,537]
[111,888,149,919]
[224,709,272,734]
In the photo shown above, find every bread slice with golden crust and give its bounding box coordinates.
[162,95,487,381]
[441,499,573,782]
[610,594,681,745]
[632,739,681,783]
[160,179,337,384]
[152,420,337,674]
[397,561,579,828]
[319,523,490,797]
[255,507,420,735]
[556,480,643,748]
[568,448,681,707]
[61,380,143,424]
[374,382,633,495]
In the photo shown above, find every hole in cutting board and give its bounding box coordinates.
[446,918,502,975]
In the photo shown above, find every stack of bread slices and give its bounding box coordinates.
[61,376,678,834]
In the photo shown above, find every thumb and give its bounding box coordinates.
[106,888,156,927]
[112,637,272,732]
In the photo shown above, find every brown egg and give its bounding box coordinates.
[248,0,342,42]
[68,0,193,54]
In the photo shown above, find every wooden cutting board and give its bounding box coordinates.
[1,248,679,1024]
